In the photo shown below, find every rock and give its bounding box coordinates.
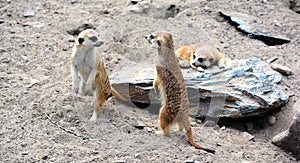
[219,11,290,46]
[110,57,289,118]
[21,55,28,62]
[114,160,126,163]
[268,116,276,125]
[242,132,254,141]
[272,99,300,159]
[203,120,216,127]
[202,6,209,12]
[184,160,195,163]
[25,79,40,88]
[290,0,300,14]
[133,120,146,129]
[21,151,29,155]
[236,151,245,159]
[23,11,35,17]
[220,126,226,130]
[66,23,96,36]
[0,19,4,24]
[273,20,281,27]
[22,22,45,28]
[271,64,292,76]
[266,57,278,64]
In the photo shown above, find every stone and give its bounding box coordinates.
[66,23,96,36]
[133,120,146,129]
[23,11,35,17]
[272,99,300,159]
[268,116,276,125]
[271,64,292,76]
[219,11,290,46]
[242,132,254,141]
[110,57,289,118]
[25,79,40,88]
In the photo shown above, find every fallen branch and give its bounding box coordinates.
[45,113,88,140]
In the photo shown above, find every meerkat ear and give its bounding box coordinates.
[78,38,84,44]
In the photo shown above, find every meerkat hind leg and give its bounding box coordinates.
[157,110,172,136]
[178,122,184,131]
[90,93,105,122]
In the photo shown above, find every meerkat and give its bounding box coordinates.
[145,31,215,153]
[175,43,225,72]
[70,29,129,122]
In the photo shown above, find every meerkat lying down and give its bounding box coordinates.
[175,43,225,72]
[70,29,128,122]
[145,31,215,153]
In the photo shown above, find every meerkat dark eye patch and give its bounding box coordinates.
[89,36,98,42]
[150,34,154,39]
[193,55,196,59]
[198,58,204,62]
[209,58,214,63]
[78,38,84,44]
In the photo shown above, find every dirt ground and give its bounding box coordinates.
[1,0,299,162]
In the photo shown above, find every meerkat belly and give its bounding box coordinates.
[77,64,91,82]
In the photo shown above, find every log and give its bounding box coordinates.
[110,57,289,118]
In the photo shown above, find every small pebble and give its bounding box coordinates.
[0,19,4,24]
[203,6,209,12]
[220,126,226,130]
[22,151,29,155]
[271,64,292,76]
[242,132,254,141]
[268,116,276,125]
[24,11,35,17]
[21,55,28,62]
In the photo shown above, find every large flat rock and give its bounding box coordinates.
[110,57,289,118]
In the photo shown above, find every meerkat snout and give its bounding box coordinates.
[93,39,104,47]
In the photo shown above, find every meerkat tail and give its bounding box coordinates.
[111,86,132,105]
[186,127,216,154]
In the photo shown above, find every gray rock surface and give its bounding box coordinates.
[110,57,289,118]
[272,100,300,159]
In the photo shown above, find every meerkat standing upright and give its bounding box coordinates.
[145,31,215,153]
[70,29,128,122]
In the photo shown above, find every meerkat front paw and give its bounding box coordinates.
[196,67,205,72]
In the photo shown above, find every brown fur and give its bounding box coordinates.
[175,43,225,71]
[145,32,215,153]
[70,29,128,122]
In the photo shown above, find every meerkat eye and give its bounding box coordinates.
[150,34,154,39]
[78,38,84,44]
[209,58,214,63]
[193,55,196,60]
[198,58,204,62]
[156,40,161,46]
[89,36,98,42]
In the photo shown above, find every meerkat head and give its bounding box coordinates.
[145,31,174,49]
[76,29,104,48]
[190,47,215,69]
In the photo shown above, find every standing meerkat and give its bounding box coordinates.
[70,29,129,122]
[175,43,225,72]
[145,31,215,153]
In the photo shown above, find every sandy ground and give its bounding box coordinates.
[0,0,299,162]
